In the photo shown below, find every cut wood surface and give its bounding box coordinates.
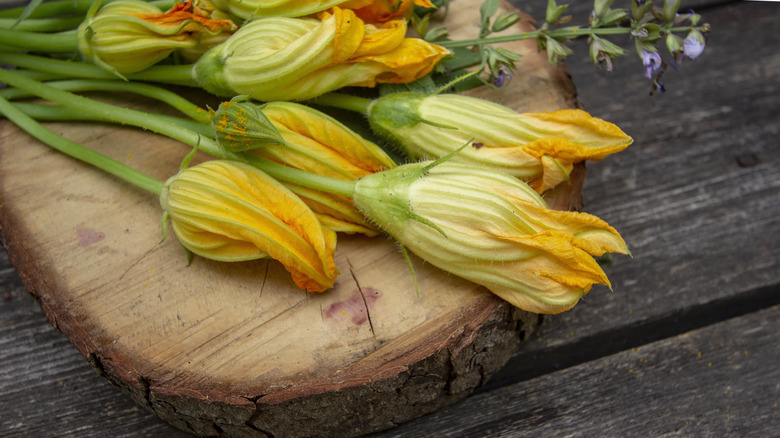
[3,1,778,437]
[0,1,585,436]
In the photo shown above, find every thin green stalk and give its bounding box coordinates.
[0,68,358,197]
[4,69,70,81]
[0,15,84,32]
[0,79,212,124]
[243,155,356,199]
[9,102,214,138]
[0,0,176,19]
[0,95,164,194]
[0,53,197,86]
[439,26,701,49]
[0,68,215,156]
[0,28,77,52]
[310,93,372,115]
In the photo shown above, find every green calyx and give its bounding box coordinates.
[367,92,425,150]
[353,162,445,239]
[193,47,235,97]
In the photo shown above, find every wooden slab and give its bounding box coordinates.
[0,1,583,436]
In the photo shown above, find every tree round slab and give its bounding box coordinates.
[0,1,583,436]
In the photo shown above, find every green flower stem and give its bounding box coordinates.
[0,0,176,19]
[0,95,164,195]
[0,67,214,157]
[0,28,77,52]
[310,93,372,115]
[0,68,358,198]
[5,69,69,81]
[0,0,95,19]
[0,79,212,124]
[439,26,702,48]
[243,155,357,199]
[0,53,197,87]
[9,102,214,138]
[0,16,84,32]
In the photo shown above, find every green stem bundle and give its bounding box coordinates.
[0,53,197,86]
[0,69,357,198]
[0,94,164,195]
[0,78,212,124]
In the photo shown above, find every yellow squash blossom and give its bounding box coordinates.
[367,92,633,193]
[352,160,630,314]
[211,100,396,235]
[193,7,449,101]
[77,0,236,75]
[160,160,338,292]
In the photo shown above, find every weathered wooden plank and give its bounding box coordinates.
[0,250,188,437]
[379,305,780,437]
[485,0,780,386]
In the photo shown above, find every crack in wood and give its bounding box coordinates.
[346,256,375,338]
[116,245,159,283]
[258,259,269,299]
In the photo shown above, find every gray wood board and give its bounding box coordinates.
[378,305,780,437]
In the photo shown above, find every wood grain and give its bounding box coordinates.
[382,305,780,437]
[0,0,583,436]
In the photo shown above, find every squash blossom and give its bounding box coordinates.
[209,0,431,22]
[212,100,396,236]
[352,160,630,314]
[159,160,339,292]
[193,7,449,101]
[367,92,633,193]
[77,0,237,75]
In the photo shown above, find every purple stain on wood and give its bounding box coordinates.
[323,288,382,325]
[77,228,106,247]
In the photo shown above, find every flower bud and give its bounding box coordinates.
[77,0,236,75]
[193,7,448,101]
[211,100,287,153]
[211,100,395,235]
[367,92,632,193]
[160,160,338,292]
[248,101,397,236]
[353,160,629,313]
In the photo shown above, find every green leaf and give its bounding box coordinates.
[10,0,44,29]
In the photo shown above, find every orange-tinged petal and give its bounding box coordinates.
[350,0,434,23]
[514,201,630,257]
[352,19,407,58]
[135,0,236,34]
[350,37,449,84]
[528,154,573,194]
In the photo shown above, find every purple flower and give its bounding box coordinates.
[492,66,512,88]
[683,36,705,60]
[642,50,662,79]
